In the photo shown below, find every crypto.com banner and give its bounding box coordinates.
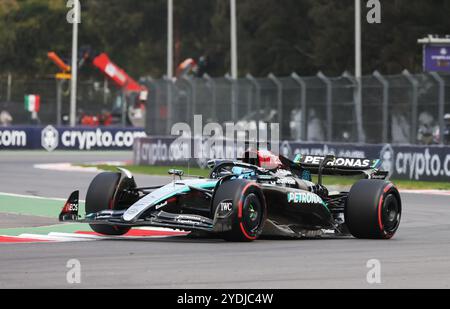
[134,137,450,182]
[0,126,146,151]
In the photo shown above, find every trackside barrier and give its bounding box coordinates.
[0,126,146,151]
[133,137,450,182]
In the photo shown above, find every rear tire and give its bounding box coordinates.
[345,180,402,239]
[212,180,266,242]
[85,172,131,236]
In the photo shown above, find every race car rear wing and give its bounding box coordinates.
[282,154,388,180]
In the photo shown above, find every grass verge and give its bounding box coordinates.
[83,164,210,178]
[0,194,90,236]
[81,164,450,191]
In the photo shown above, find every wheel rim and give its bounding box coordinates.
[242,194,262,234]
[382,194,401,233]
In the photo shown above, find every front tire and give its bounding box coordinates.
[345,180,402,239]
[212,180,267,242]
[85,172,131,236]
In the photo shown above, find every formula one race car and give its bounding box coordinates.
[59,150,402,242]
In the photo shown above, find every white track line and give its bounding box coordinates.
[43,232,184,242]
[18,234,90,242]
[48,232,105,240]
[401,190,450,196]
[34,163,100,173]
[0,192,67,201]
[34,162,129,173]
[1,230,186,244]
[0,192,85,203]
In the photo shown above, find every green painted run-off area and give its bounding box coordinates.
[0,194,90,236]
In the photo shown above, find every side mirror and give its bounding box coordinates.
[207,160,217,169]
[168,169,184,177]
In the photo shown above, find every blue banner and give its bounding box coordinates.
[0,126,147,151]
[134,137,450,182]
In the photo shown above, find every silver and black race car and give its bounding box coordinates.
[59,150,402,242]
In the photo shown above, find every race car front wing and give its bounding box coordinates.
[59,191,219,233]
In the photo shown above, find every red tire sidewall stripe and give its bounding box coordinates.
[240,223,257,241]
[238,183,260,241]
[378,195,385,232]
[378,184,395,238]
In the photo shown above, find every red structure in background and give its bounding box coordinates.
[48,50,146,95]
[91,53,144,93]
[48,50,147,127]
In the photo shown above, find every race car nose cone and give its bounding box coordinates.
[123,205,143,222]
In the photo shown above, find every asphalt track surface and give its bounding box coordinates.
[1,151,450,289]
